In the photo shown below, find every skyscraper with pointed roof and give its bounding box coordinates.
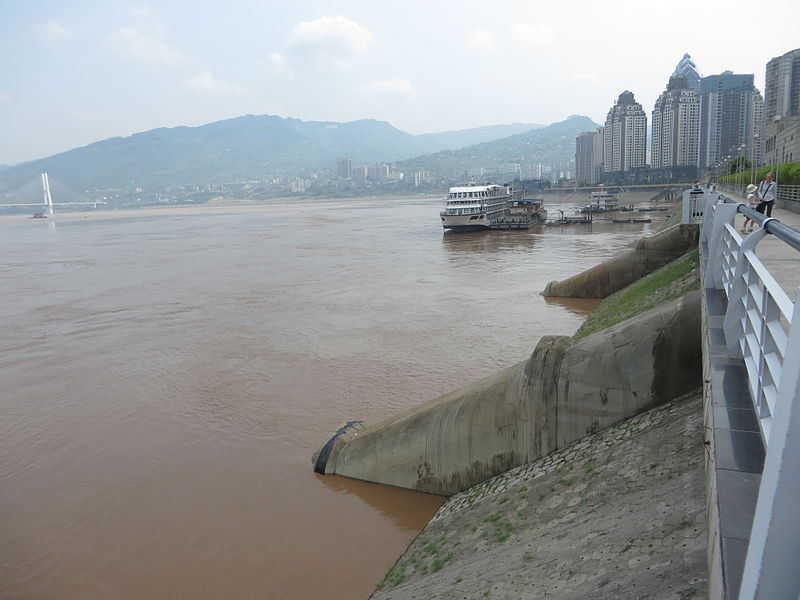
[652,75,700,175]
[603,91,647,175]
[672,53,702,90]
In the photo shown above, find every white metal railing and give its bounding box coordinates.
[714,182,800,207]
[688,189,800,599]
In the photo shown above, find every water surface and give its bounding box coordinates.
[0,196,659,598]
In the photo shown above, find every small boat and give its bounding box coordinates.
[30,212,48,219]
[611,217,652,223]
[547,210,593,225]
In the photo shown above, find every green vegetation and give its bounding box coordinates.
[574,249,700,340]
[718,161,800,186]
[379,563,407,589]
[522,552,538,561]
[658,208,681,231]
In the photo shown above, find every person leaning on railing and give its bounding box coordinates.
[742,184,759,233]
[757,172,776,217]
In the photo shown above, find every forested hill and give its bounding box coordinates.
[396,115,601,177]
[0,115,541,197]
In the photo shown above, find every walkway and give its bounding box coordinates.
[698,190,800,599]
[726,193,800,297]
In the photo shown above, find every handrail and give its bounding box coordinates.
[686,188,800,599]
[715,194,800,251]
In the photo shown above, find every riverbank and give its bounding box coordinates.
[372,389,706,599]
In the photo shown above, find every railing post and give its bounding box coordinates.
[681,190,691,224]
[700,193,718,244]
[722,229,771,358]
[704,204,739,289]
[738,289,800,600]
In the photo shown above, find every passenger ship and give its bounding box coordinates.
[439,184,513,232]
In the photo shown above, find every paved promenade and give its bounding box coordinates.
[723,193,800,298]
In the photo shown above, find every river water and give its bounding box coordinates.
[0,196,660,599]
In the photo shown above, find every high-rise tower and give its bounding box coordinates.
[651,75,700,174]
[764,48,800,121]
[603,91,647,174]
[697,72,757,170]
[762,48,800,166]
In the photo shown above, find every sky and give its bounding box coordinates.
[1,0,798,166]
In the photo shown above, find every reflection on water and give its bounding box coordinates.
[317,474,444,532]
[543,295,603,317]
[441,227,542,253]
[0,197,668,599]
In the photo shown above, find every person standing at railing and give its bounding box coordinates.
[742,183,759,232]
[757,172,776,217]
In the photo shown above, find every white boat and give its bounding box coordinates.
[440,184,513,232]
[580,190,619,213]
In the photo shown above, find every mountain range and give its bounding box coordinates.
[397,115,599,177]
[0,114,600,203]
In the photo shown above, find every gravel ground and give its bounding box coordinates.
[372,389,707,600]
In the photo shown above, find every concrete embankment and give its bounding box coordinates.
[315,288,701,496]
[542,224,699,298]
[372,390,707,599]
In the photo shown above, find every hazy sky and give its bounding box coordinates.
[1,0,797,165]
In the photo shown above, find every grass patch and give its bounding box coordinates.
[658,209,681,231]
[379,564,407,589]
[423,541,439,555]
[575,249,700,340]
[522,552,538,561]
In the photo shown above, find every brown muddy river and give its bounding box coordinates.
[0,196,661,598]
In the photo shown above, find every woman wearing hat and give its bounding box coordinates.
[741,183,759,233]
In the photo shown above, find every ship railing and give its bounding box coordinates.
[687,188,800,598]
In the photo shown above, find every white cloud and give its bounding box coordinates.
[354,78,416,98]
[106,7,189,68]
[511,22,556,48]
[34,20,72,42]
[266,51,290,73]
[128,6,167,37]
[468,29,496,52]
[184,72,248,95]
[289,16,373,68]
[108,28,189,67]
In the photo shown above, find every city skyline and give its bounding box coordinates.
[1,0,798,166]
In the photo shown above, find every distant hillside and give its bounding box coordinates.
[397,115,601,177]
[0,115,540,201]
[414,123,542,152]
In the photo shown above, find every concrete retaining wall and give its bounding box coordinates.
[542,224,699,298]
[316,291,701,496]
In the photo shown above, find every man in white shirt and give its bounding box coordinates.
[757,172,776,217]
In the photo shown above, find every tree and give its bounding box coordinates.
[725,156,751,175]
